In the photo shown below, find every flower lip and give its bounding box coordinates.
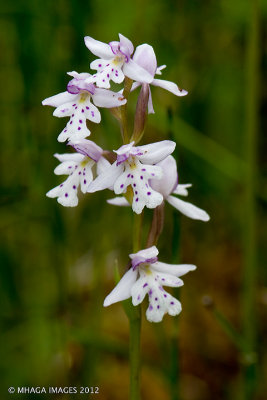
[131,256,158,270]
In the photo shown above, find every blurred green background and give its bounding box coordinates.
[0,0,266,399]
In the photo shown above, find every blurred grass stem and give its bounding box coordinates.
[120,77,133,144]
[242,0,259,397]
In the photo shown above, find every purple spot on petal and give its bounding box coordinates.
[162,278,165,281]
[72,104,76,106]
[135,191,138,195]
[151,173,155,176]
[72,114,74,117]
[78,127,81,130]
[137,295,140,300]
[127,174,130,178]
[60,184,63,187]
[98,64,102,67]
[155,297,158,301]
[107,74,110,78]
[143,283,148,288]
[140,176,143,180]
[70,121,73,124]
[79,171,81,175]
[120,184,124,188]
[141,168,146,171]
[164,294,167,298]
[73,185,76,189]
[84,179,87,184]
[135,198,139,202]
[131,175,134,178]
[82,109,84,113]
[148,289,153,296]
[75,107,78,109]
[133,183,136,187]
[91,111,95,117]
[170,301,174,305]
[147,192,151,195]
[157,305,160,309]
[149,305,153,311]
[112,68,114,71]
[68,166,72,169]
[79,119,82,123]
[65,193,68,197]
[86,106,89,110]
[64,129,67,132]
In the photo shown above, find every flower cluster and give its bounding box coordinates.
[43,34,209,322]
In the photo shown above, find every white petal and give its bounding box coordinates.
[138,140,176,164]
[123,59,154,83]
[133,44,157,76]
[156,65,166,75]
[152,78,188,96]
[96,157,111,175]
[130,81,141,92]
[103,268,138,307]
[54,161,78,175]
[130,246,159,261]
[93,88,126,108]
[53,101,74,118]
[150,155,178,198]
[173,183,192,196]
[107,197,130,207]
[84,36,114,59]
[167,298,182,316]
[152,262,196,277]
[80,163,94,193]
[54,153,84,163]
[42,91,77,107]
[167,195,210,221]
[87,162,123,193]
[147,86,155,114]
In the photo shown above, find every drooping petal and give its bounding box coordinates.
[123,59,154,83]
[152,262,197,277]
[87,162,123,193]
[150,155,178,198]
[96,157,111,175]
[53,101,75,118]
[138,140,176,164]
[103,268,138,307]
[93,88,126,108]
[54,153,84,163]
[84,36,114,59]
[167,195,210,221]
[133,44,157,76]
[107,197,129,207]
[152,78,188,96]
[42,91,77,107]
[172,183,192,196]
[156,65,166,75]
[147,86,155,114]
[69,140,103,162]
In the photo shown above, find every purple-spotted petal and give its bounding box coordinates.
[138,140,176,164]
[152,78,188,96]
[130,246,159,263]
[131,276,150,306]
[84,36,114,59]
[167,195,210,221]
[103,268,138,307]
[122,59,154,83]
[69,140,103,162]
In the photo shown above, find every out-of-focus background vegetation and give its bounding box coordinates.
[0,0,266,399]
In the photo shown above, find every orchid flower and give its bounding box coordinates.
[84,34,154,89]
[104,246,196,323]
[131,44,188,113]
[46,140,106,207]
[42,71,126,142]
[88,140,176,214]
[108,155,210,221]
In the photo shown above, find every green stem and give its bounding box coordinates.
[242,0,259,397]
[128,212,143,400]
[120,77,133,144]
